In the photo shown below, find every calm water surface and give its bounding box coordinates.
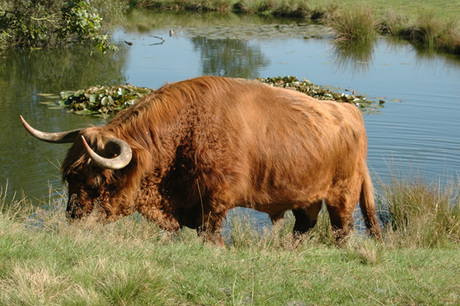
[1,12,459,209]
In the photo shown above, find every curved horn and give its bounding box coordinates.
[20,115,82,143]
[81,136,132,170]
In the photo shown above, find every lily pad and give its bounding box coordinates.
[39,101,56,105]
[37,93,60,99]
[60,91,75,99]
[89,94,97,103]
[74,109,98,115]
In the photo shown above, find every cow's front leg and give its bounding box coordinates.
[136,196,181,233]
[196,209,227,248]
[135,178,182,232]
[138,205,181,233]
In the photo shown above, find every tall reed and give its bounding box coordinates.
[412,14,460,53]
[331,6,377,44]
[235,0,275,14]
[378,174,460,248]
[377,10,409,36]
[271,0,310,18]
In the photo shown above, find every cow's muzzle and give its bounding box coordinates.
[65,194,85,221]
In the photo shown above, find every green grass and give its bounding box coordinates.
[311,0,459,24]
[1,175,459,304]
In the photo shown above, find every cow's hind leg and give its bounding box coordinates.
[292,200,322,238]
[326,183,361,244]
[326,204,354,244]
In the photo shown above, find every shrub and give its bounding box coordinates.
[58,0,113,52]
[0,0,120,52]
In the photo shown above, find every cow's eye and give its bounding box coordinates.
[107,184,117,193]
[85,184,99,195]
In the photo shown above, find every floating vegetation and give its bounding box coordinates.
[184,24,336,41]
[257,76,385,114]
[53,84,154,117]
[40,76,385,117]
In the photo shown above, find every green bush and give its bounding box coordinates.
[0,0,120,52]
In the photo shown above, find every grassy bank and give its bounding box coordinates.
[1,174,459,304]
[131,0,460,54]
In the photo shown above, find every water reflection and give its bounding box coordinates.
[125,9,304,32]
[191,37,269,78]
[331,39,375,73]
[0,47,127,97]
[0,46,128,201]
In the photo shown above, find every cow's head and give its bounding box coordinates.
[20,116,134,223]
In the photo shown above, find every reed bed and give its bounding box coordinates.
[378,173,460,248]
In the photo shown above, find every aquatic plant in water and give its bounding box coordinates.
[55,85,154,117]
[40,76,384,117]
[257,76,385,114]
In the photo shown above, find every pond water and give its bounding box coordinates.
[1,11,459,211]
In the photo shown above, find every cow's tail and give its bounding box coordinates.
[359,164,383,240]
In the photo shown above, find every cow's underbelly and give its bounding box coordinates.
[237,186,328,216]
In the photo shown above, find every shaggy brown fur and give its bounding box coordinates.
[61,76,382,245]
